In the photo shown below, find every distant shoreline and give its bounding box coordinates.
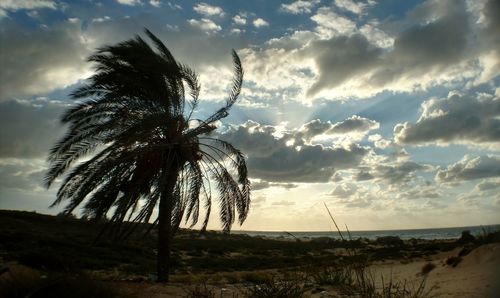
[232,224,500,240]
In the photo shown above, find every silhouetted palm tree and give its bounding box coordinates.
[45,29,250,282]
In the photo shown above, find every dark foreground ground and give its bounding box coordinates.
[1,210,499,297]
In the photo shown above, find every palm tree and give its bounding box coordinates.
[45,29,251,282]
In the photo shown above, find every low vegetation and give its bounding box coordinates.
[1,210,498,297]
[0,270,118,298]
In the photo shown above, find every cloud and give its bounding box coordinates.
[233,14,246,25]
[166,2,182,10]
[0,22,90,100]
[149,0,160,7]
[374,161,430,185]
[475,0,500,84]
[475,179,500,192]
[219,120,369,183]
[354,171,374,181]
[193,2,225,17]
[0,0,56,17]
[334,0,374,15]
[188,18,222,32]
[329,183,357,198]
[280,0,320,14]
[223,0,496,102]
[85,14,244,71]
[117,0,141,6]
[249,143,367,183]
[0,98,66,158]
[0,158,46,192]
[394,91,500,148]
[395,187,440,199]
[436,155,500,182]
[253,18,269,28]
[368,5,469,85]
[251,180,298,191]
[299,116,379,141]
[302,0,499,99]
[311,7,357,38]
[305,34,381,97]
[92,16,111,23]
[368,134,393,149]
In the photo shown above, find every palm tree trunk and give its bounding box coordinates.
[157,164,179,283]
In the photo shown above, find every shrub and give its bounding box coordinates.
[375,236,404,247]
[445,256,462,267]
[242,272,273,284]
[420,262,436,275]
[310,266,352,286]
[0,271,118,298]
[457,230,475,243]
[244,278,305,298]
[184,282,216,298]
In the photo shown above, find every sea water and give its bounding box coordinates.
[232,225,500,240]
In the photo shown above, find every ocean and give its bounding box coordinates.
[232,225,500,240]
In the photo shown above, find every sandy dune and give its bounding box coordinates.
[370,243,500,298]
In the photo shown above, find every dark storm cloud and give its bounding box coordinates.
[0,21,89,100]
[0,99,66,157]
[394,91,500,147]
[219,120,369,183]
[436,155,500,182]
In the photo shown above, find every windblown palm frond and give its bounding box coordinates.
[46,28,250,241]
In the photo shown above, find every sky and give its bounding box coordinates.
[0,0,499,232]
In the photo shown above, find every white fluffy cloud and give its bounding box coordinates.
[233,14,246,25]
[334,0,374,15]
[193,2,225,17]
[149,0,160,7]
[188,18,222,32]
[280,0,320,14]
[394,91,500,148]
[117,0,141,6]
[311,7,357,38]
[0,0,56,17]
[253,18,269,28]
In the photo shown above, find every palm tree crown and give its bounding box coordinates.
[45,29,251,281]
